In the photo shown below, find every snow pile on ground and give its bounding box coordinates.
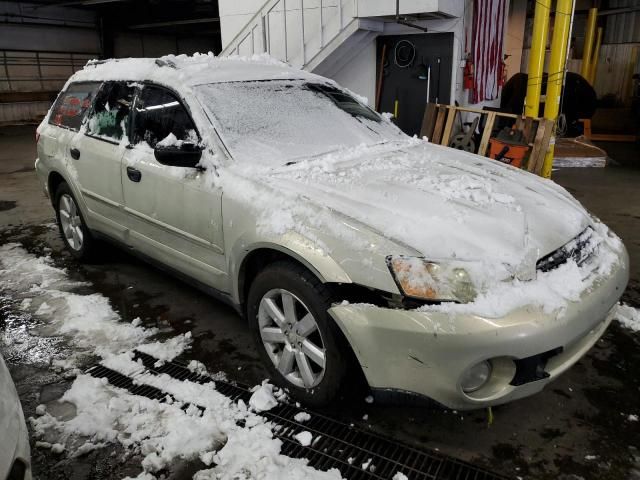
[249,381,279,412]
[614,303,640,332]
[0,244,342,480]
[294,412,311,423]
[194,424,339,480]
[32,354,341,479]
[136,334,193,364]
[0,243,159,366]
[294,431,313,447]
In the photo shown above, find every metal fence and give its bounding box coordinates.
[0,50,95,92]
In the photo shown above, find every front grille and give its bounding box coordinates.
[509,347,563,386]
[87,351,508,480]
[536,227,597,272]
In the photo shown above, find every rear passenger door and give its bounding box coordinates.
[68,81,136,239]
[121,84,226,289]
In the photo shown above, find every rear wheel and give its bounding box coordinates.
[247,261,347,406]
[54,182,95,261]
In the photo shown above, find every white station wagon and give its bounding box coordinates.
[36,54,629,409]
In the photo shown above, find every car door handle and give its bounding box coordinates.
[70,147,80,160]
[126,166,142,183]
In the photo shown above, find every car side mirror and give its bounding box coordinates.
[154,142,202,168]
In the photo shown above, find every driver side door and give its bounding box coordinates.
[121,84,227,290]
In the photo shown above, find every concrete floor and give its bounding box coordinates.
[1,124,639,480]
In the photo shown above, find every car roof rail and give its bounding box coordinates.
[155,58,177,69]
[85,59,110,67]
[83,58,177,70]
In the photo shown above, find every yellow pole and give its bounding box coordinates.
[541,0,573,178]
[580,7,597,80]
[524,0,552,117]
[588,27,603,84]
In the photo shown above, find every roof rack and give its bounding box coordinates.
[155,58,177,69]
[85,59,110,67]
[83,58,177,70]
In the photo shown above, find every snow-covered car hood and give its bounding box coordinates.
[0,353,22,474]
[267,140,590,271]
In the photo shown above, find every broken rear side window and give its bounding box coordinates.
[49,82,101,131]
[86,82,136,142]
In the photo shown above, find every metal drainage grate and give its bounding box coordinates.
[86,352,507,480]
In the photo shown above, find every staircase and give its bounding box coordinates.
[219,0,382,75]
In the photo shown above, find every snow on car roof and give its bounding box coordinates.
[67,53,327,89]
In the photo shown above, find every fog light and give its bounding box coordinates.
[461,361,492,393]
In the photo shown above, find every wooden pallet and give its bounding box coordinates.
[420,103,555,176]
[581,118,638,142]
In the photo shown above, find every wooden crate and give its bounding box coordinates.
[581,118,638,142]
[420,103,555,176]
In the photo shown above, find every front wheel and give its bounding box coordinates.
[54,182,95,261]
[247,261,347,406]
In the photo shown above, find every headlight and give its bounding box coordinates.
[386,256,477,303]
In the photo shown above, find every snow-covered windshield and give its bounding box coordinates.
[196,80,407,165]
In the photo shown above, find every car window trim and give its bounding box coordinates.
[83,80,136,146]
[195,96,233,162]
[48,80,103,132]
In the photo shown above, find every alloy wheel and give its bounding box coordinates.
[258,288,326,389]
[59,193,83,251]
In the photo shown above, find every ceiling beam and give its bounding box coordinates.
[128,17,220,29]
[38,0,129,7]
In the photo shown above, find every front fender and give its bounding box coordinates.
[228,232,353,304]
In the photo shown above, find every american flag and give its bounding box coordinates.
[471,0,508,103]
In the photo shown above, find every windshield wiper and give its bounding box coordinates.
[283,140,398,167]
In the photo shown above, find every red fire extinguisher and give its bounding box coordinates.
[463,53,474,90]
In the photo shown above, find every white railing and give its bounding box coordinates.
[221,0,358,70]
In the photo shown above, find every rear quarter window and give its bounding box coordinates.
[49,82,101,131]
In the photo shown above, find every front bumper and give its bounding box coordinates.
[329,246,629,410]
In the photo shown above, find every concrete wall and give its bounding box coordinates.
[219,0,264,48]
[0,2,99,123]
[0,1,216,124]
[0,100,50,125]
[0,1,99,53]
[330,39,377,105]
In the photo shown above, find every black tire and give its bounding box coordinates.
[54,182,95,261]
[247,261,347,407]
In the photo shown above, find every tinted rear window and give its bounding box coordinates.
[49,82,101,131]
